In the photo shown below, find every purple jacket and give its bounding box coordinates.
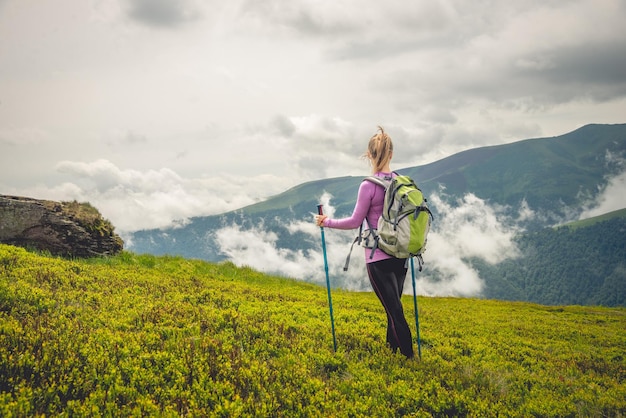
[323,171,394,263]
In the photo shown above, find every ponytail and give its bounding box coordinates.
[365,126,394,172]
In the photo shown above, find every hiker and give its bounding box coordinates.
[314,126,414,358]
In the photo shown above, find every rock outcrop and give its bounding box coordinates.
[0,195,123,258]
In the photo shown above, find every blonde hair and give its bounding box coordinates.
[365,126,393,172]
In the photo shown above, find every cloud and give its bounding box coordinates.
[239,0,461,46]
[267,115,461,181]
[414,192,521,297]
[578,150,626,219]
[266,114,367,179]
[0,127,51,146]
[214,196,371,290]
[214,223,321,281]
[214,189,522,297]
[507,41,626,105]
[238,0,362,38]
[125,0,203,28]
[517,41,626,86]
[430,193,521,264]
[329,0,626,121]
[272,115,471,182]
[579,171,626,219]
[8,159,290,236]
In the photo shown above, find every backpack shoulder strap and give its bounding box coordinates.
[363,176,391,188]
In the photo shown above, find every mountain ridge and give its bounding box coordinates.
[128,123,626,307]
[197,123,626,223]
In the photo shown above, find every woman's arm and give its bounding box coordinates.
[323,181,376,230]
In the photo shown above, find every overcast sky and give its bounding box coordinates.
[1,0,625,234]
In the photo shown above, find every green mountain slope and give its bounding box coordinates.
[560,207,626,230]
[402,123,626,211]
[1,245,625,416]
[476,209,626,306]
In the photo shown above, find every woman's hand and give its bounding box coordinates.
[314,215,328,227]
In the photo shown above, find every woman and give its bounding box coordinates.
[314,126,414,358]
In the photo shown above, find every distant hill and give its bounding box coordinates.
[129,123,626,306]
[402,123,626,214]
[476,208,626,306]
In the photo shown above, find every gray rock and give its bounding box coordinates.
[0,195,123,257]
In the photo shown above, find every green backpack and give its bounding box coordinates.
[344,173,433,271]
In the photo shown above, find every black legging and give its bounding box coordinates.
[366,257,414,358]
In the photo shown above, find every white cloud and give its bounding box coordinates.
[516,199,535,223]
[417,256,484,298]
[214,198,371,290]
[578,150,626,219]
[428,193,520,265]
[4,159,292,237]
[414,192,521,297]
[215,224,316,279]
[579,170,626,219]
[275,114,366,178]
[214,190,521,298]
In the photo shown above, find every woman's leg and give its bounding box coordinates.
[367,258,414,358]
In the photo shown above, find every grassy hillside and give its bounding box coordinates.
[1,244,625,417]
[558,208,626,230]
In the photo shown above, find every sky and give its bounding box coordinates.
[1,0,626,237]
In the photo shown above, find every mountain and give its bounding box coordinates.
[232,123,626,224]
[402,123,626,214]
[128,123,626,306]
[476,208,626,306]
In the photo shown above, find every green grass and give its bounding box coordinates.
[60,200,121,243]
[1,244,624,417]
[557,208,626,231]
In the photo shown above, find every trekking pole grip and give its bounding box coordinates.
[317,204,324,216]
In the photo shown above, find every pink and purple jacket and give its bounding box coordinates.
[322,171,395,264]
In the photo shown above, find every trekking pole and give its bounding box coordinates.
[318,204,337,352]
[410,257,422,359]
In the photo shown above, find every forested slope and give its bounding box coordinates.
[476,210,626,306]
